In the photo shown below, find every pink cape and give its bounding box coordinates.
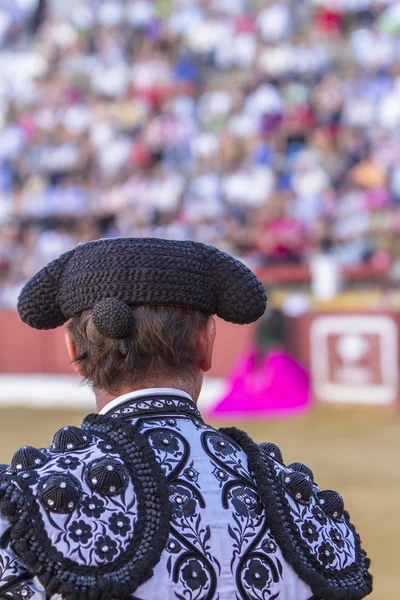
[209,348,311,420]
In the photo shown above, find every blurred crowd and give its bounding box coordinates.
[1,0,400,306]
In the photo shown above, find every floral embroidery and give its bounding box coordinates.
[244,558,271,591]
[184,464,199,483]
[166,474,220,586]
[262,539,277,554]
[151,432,180,454]
[181,558,208,591]
[202,431,251,483]
[56,456,80,471]
[97,440,115,453]
[169,484,197,520]
[212,466,228,486]
[166,538,182,554]
[312,505,328,525]
[0,551,25,580]
[318,541,336,567]
[94,535,118,561]
[208,435,236,458]
[146,428,189,479]
[330,528,345,549]
[81,496,105,519]
[231,487,262,519]
[69,520,92,544]
[301,520,319,544]
[109,512,131,536]
[19,471,39,486]
[0,413,170,598]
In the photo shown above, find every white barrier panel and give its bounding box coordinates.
[0,375,226,412]
[311,315,398,405]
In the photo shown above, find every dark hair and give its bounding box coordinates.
[68,306,209,393]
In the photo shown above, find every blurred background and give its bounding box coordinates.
[0,0,399,597]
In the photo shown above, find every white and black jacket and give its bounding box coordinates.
[0,390,372,600]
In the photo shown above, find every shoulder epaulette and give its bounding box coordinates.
[0,414,171,600]
[221,427,373,600]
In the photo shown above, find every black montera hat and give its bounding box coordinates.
[17,238,267,338]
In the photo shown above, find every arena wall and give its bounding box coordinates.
[1,309,399,406]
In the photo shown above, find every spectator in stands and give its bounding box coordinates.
[0,0,400,306]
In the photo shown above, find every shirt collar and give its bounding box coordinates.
[99,387,194,416]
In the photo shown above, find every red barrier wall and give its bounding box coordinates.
[1,310,399,407]
[0,311,75,375]
[0,311,253,378]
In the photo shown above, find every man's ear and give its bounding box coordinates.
[65,328,84,376]
[197,316,216,373]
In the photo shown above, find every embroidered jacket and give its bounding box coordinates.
[0,391,372,600]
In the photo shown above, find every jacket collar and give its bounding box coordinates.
[100,388,203,421]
